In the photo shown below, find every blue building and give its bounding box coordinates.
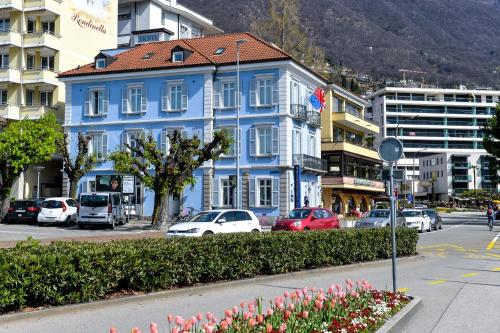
[59,33,327,220]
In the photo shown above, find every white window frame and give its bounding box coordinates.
[0,18,10,32]
[250,177,279,208]
[220,178,234,208]
[40,91,52,106]
[87,131,108,161]
[217,127,240,158]
[221,80,236,109]
[249,125,279,157]
[122,84,147,114]
[257,127,272,156]
[172,51,184,62]
[41,55,54,71]
[41,20,55,35]
[160,127,188,155]
[121,129,145,157]
[162,80,187,112]
[257,77,272,106]
[0,89,7,105]
[0,53,8,69]
[95,58,106,69]
[249,74,279,108]
[25,89,34,106]
[292,128,302,156]
[169,83,183,110]
[85,87,108,117]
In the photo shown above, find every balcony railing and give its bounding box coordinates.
[321,138,376,151]
[290,104,320,127]
[452,162,471,169]
[293,154,327,173]
[452,175,471,182]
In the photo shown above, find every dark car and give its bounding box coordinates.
[423,209,442,230]
[272,208,340,231]
[4,199,44,224]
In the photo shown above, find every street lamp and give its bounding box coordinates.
[235,38,247,210]
[412,148,427,208]
[33,166,45,199]
[470,164,477,191]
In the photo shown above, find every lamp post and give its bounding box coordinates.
[412,148,427,208]
[471,164,477,191]
[33,166,45,199]
[393,114,419,202]
[235,38,247,210]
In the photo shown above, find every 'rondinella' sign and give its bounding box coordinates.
[70,0,113,34]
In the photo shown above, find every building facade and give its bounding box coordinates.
[117,0,222,47]
[369,87,500,199]
[321,85,384,215]
[60,33,327,220]
[0,0,117,199]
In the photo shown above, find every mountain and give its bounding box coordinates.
[180,0,500,88]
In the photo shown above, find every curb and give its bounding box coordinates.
[376,296,422,333]
[0,254,425,324]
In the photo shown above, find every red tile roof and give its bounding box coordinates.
[60,32,296,78]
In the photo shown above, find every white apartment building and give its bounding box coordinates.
[117,0,223,47]
[369,87,500,199]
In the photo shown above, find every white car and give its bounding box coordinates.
[166,209,261,237]
[402,209,431,233]
[38,197,78,226]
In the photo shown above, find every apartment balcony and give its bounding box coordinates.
[292,154,327,173]
[23,31,60,51]
[332,112,379,134]
[20,105,61,121]
[0,30,22,47]
[452,162,471,169]
[290,104,320,127]
[322,175,385,192]
[0,66,21,83]
[22,68,58,86]
[321,138,380,160]
[0,0,22,10]
[24,0,61,15]
[0,104,20,120]
[452,175,472,182]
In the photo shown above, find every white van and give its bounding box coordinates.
[77,192,126,229]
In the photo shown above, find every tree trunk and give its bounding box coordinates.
[69,180,78,199]
[0,197,10,219]
[152,192,169,227]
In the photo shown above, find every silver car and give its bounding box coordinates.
[355,209,406,228]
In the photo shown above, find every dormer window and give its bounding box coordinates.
[214,47,225,55]
[96,58,106,69]
[172,51,184,62]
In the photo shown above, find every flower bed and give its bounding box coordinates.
[113,280,410,333]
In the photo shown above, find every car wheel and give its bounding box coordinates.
[2,217,8,224]
[109,217,115,230]
[439,222,443,230]
[251,229,260,233]
[419,223,424,233]
[37,222,44,227]
[427,222,432,232]
[202,231,213,236]
[64,216,71,226]
[78,224,85,229]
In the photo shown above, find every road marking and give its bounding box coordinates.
[397,287,409,293]
[429,279,448,285]
[461,273,479,278]
[486,232,500,250]
[487,253,500,259]
[492,267,500,272]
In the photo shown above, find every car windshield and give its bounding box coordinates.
[425,210,437,217]
[367,211,389,218]
[12,201,33,209]
[287,209,311,219]
[41,200,63,209]
[80,195,108,207]
[188,212,220,222]
[402,211,421,217]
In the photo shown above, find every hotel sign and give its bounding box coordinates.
[354,178,372,186]
[70,0,113,35]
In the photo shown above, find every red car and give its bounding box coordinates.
[272,208,340,231]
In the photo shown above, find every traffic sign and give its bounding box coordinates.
[378,138,404,162]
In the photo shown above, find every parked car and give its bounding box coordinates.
[402,209,431,233]
[354,209,405,228]
[423,209,443,230]
[3,199,44,224]
[271,208,340,232]
[77,192,126,229]
[37,197,78,226]
[166,209,261,237]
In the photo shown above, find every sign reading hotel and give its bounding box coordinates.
[70,0,113,35]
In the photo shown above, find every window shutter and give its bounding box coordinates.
[292,130,297,156]
[249,178,256,207]
[272,178,279,207]
[121,132,128,151]
[237,128,242,157]
[121,87,128,113]
[272,76,279,105]
[181,80,188,110]
[249,79,256,106]
[249,127,256,157]
[161,128,169,155]
[103,89,109,115]
[161,83,168,112]
[101,133,108,159]
[81,181,87,194]
[272,126,279,155]
[212,177,220,208]
[213,80,220,109]
[141,86,148,112]
[84,89,90,116]
[181,129,188,138]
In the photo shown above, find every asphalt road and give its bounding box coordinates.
[1,212,499,333]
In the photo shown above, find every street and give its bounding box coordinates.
[1,212,499,333]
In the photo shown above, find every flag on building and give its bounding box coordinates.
[308,87,326,112]
[408,131,416,136]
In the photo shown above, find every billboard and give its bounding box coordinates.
[95,175,122,192]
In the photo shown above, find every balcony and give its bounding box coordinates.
[290,104,320,127]
[452,175,471,182]
[321,138,380,160]
[0,104,20,120]
[23,32,60,50]
[452,162,471,169]
[0,67,21,83]
[0,30,22,47]
[22,68,58,85]
[0,0,22,10]
[20,105,61,121]
[332,112,379,134]
[292,154,327,173]
[322,176,385,192]
[24,0,61,15]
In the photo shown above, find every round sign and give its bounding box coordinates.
[378,138,404,162]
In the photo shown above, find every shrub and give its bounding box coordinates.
[0,228,418,313]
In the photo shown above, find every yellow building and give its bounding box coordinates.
[321,85,384,215]
[0,0,117,198]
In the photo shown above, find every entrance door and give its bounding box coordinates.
[168,194,180,217]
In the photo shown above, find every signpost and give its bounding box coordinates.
[121,175,135,224]
[378,137,404,292]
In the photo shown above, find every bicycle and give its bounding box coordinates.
[488,216,494,231]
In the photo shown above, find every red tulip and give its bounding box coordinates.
[167,314,174,323]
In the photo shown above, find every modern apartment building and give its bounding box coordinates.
[0,0,117,199]
[369,87,500,198]
[117,0,222,47]
[321,85,384,215]
[59,32,327,220]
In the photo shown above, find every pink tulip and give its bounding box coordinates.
[284,310,291,320]
[184,322,192,331]
[243,312,251,320]
[224,309,233,318]
[248,303,255,313]
[314,300,323,309]
[150,323,159,333]
[167,314,174,323]
[279,323,287,332]
[267,308,274,316]
[328,285,335,294]
[110,328,117,333]
[131,328,141,333]
[248,318,256,327]
[266,324,273,333]
[175,316,184,326]
[302,310,309,319]
[204,324,214,333]
[257,314,264,324]
[197,312,203,321]
[240,301,246,309]
[226,316,233,326]
[311,287,316,292]
[206,312,214,321]
[220,320,229,331]
[172,328,179,333]
[283,291,289,298]
[288,303,295,311]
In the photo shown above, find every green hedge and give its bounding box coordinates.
[0,228,418,313]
